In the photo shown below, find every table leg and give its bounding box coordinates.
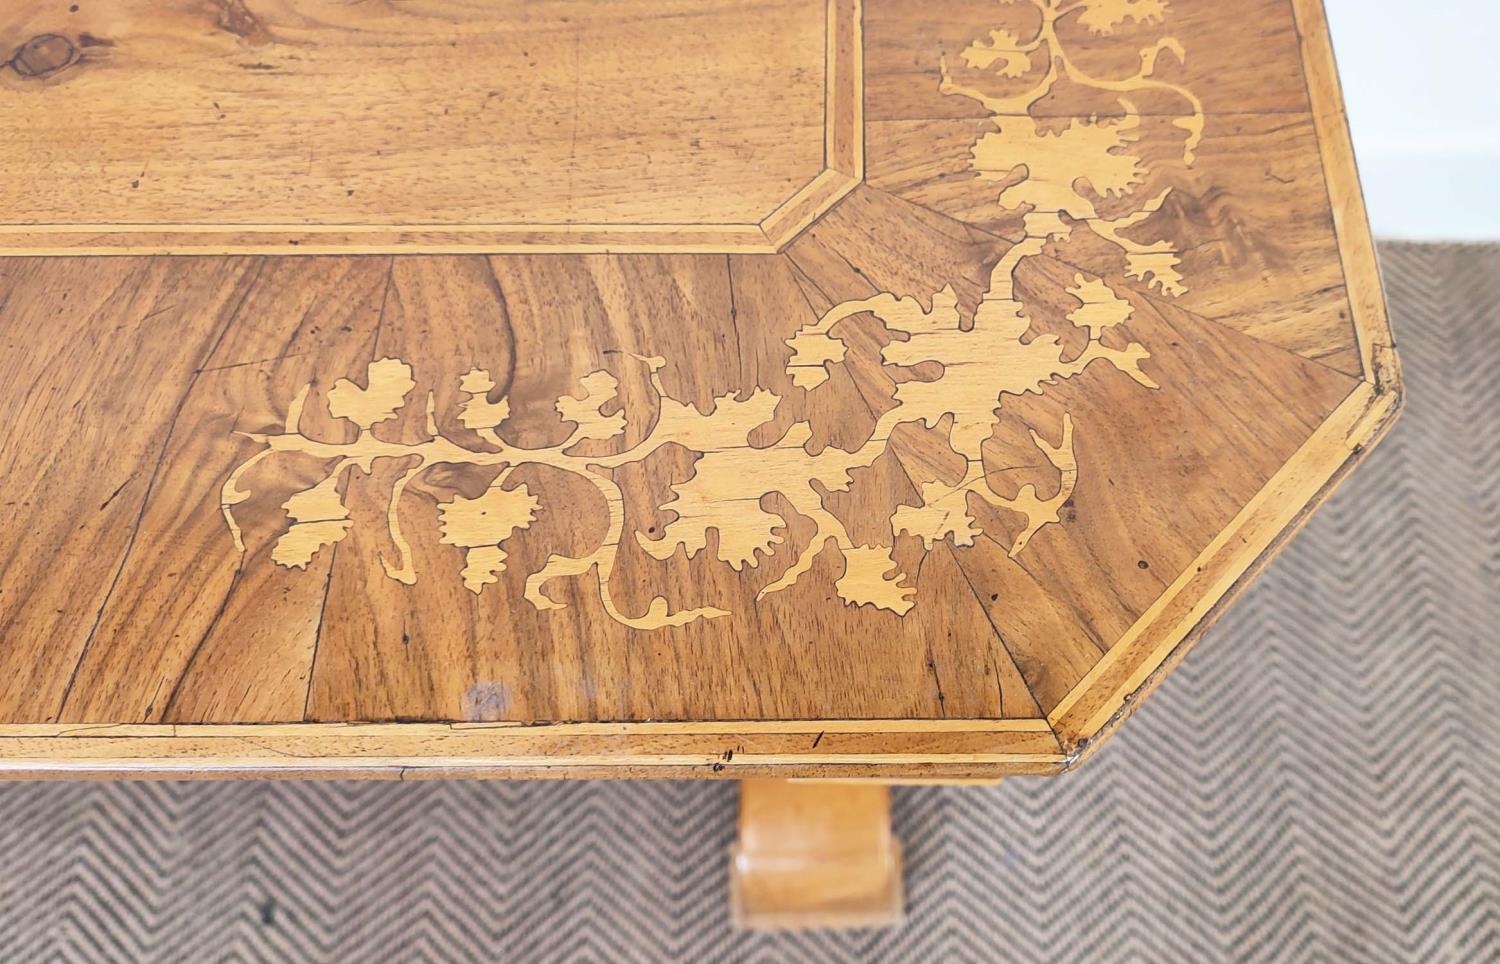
[729,779,904,930]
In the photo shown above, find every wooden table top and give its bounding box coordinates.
[0,0,1400,779]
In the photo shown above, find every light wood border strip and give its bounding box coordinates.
[0,721,1067,779]
[761,171,863,247]
[1291,0,1401,388]
[825,0,865,181]
[7,719,1053,737]
[0,0,864,257]
[0,226,787,257]
[0,764,1045,782]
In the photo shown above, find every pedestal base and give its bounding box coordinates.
[730,779,904,930]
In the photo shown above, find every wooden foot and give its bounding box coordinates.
[730,779,904,930]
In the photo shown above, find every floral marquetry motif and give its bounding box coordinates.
[223,0,1184,630]
[0,0,1399,779]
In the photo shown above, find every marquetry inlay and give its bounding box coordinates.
[0,0,1399,780]
[220,0,1189,629]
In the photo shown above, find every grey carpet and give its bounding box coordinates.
[1,242,1497,963]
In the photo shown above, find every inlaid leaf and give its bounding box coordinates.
[974,119,1144,215]
[458,368,511,431]
[641,456,786,571]
[652,388,779,454]
[271,477,352,569]
[557,370,627,443]
[785,328,847,388]
[1125,250,1186,296]
[438,483,539,550]
[875,288,966,362]
[961,28,1032,78]
[327,357,415,430]
[438,482,540,595]
[458,545,508,594]
[1076,0,1170,35]
[893,494,981,549]
[1066,276,1134,337]
[835,545,916,615]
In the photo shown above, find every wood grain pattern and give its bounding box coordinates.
[0,0,861,253]
[0,721,1067,780]
[0,0,1401,779]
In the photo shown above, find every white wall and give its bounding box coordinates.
[1324,0,1500,240]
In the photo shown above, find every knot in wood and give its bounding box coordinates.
[9,34,77,79]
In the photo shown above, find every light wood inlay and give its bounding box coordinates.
[0,0,1400,779]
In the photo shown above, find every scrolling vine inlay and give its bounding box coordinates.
[221,0,1204,630]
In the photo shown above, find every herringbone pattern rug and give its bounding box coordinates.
[2,243,1497,963]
